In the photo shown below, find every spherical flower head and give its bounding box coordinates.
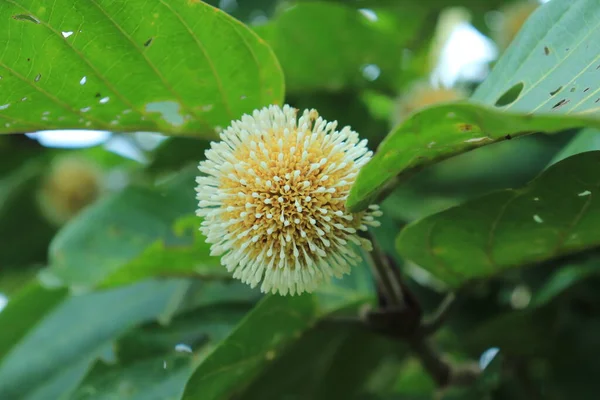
[196,105,382,296]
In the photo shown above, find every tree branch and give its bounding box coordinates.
[363,232,405,309]
[418,292,456,336]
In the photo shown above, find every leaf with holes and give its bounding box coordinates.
[346,0,600,211]
[395,151,600,288]
[0,0,283,136]
[181,294,318,400]
[472,0,600,115]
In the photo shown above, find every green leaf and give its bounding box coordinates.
[465,308,557,358]
[47,169,205,288]
[256,2,426,93]
[0,281,68,361]
[0,156,57,267]
[347,103,600,211]
[347,0,600,212]
[548,128,600,166]
[100,215,225,288]
[396,151,600,288]
[146,137,211,177]
[241,323,404,400]
[0,0,283,135]
[0,279,189,399]
[531,261,600,307]
[471,0,600,115]
[182,294,318,400]
[72,355,194,400]
[116,303,253,364]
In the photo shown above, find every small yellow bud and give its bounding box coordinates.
[392,82,465,127]
[38,155,103,226]
[495,2,539,51]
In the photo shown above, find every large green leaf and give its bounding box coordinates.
[347,0,600,212]
[0,0,283,135]
[0,279,189,399]
[182,294,318,400]
[396,151,600,288]
[0,281,68,361]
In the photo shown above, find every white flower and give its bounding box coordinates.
[196,105,382,295]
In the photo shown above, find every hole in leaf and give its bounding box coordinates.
[494,82,524,107]
[549,86,562,96]
[552,99,570,110]
[12,14,40,24]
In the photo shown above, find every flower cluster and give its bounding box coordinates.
[196,105,381,295]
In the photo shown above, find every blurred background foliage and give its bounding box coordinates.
[1,0,600,399]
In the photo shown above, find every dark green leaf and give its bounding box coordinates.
[548,128,600,166]
[0,0,283,135]
[72,355,194,400]
[531,261,600,306]
[116,303,252,364]
[182,294,318,400]
[146,137,211,177]
[241,323,405,400]
[396,151,600,288]
[0,281,68,361]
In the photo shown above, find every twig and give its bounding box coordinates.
[364,232,405,309]
[419,292,457,336]
[409,338,452,386]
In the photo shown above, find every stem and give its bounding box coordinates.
[364,232,405,309]
[409,338,451,387]
[419,293,456,336]
[409,338,481,388]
